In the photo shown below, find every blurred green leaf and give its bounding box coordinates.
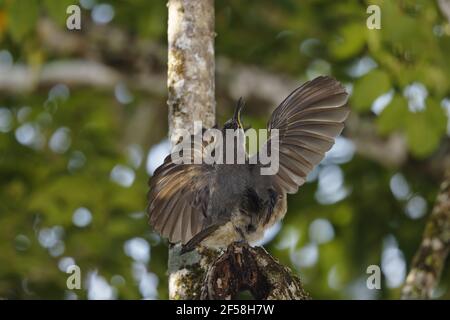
[376,95,408,135]
[405,99,447,158]
[43,0,75,27]
[329,23,366,61]
[351,70,391,112]
[7,0,38,42]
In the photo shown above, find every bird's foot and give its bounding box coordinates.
[232,239,250,251]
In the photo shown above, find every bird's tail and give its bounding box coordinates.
[180,224,222,254]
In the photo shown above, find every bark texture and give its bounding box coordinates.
[401,169,450,299]
[168,243,310,300]
[201,243,310,300]
[167,0,215,146]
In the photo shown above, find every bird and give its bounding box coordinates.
[148,76,349,253]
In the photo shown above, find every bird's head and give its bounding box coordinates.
[223,98,245,131]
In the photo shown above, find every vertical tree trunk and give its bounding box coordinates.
[167,0,216,300]
[167,0,215,146]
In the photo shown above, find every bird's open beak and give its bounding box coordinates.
[234,98,245,128]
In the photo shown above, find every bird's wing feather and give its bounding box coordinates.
[252,76,349,194]
[148,131,215,244]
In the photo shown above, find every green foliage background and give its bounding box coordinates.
[0,0,449,299]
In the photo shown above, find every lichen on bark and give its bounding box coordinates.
[168,244,222,300]
[167,0,215,146]
[169,242,310,300]
[401,169,450,299]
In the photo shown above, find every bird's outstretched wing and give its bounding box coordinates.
[148,132,215,244]
[252,76,349,194]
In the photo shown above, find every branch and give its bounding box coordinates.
[168,243,309,300]
[201,243,309,300]
[401,169,450,299]
[0,61,122,93]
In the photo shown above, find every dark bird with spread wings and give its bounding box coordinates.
[148,76,349,253]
